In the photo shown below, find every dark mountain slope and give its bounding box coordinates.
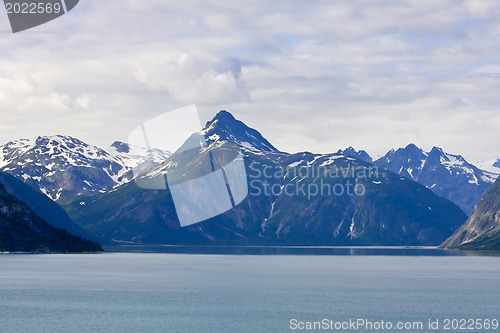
[0,183,102,253]
[0,172,91,239]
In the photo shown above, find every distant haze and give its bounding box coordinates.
[0,0,499,162]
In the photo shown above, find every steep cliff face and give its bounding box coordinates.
[442,176,500,250]
[0,183,102,253]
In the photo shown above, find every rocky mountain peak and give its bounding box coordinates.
[202,110,279,153]
[375,144,498,214]
[336,146,373,163]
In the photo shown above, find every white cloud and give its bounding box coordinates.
[0,0,499,162]
[73,93,91,110]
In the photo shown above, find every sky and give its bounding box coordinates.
[0,0,499,163]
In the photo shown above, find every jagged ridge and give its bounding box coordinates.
[375,144,498,214]
[61,111,467,246]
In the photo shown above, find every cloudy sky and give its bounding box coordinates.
[1,0,499,163]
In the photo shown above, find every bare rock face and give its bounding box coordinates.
[442,176,500,250]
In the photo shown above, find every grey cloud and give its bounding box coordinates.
[0,0,499,162]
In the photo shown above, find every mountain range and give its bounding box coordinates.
[60,111,467,246]
[374,144,498,214]
[1,117,495,217]
[0,136,170,203]
[336,147,373,163]
[1,110,498,249]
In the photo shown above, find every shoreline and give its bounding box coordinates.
[2,246,499,257]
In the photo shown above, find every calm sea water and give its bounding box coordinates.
[0,252,499,333]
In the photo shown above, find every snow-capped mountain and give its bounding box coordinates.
[64,111,467,246]
[107,141,171,182]
[0,136,173,203]
[108,141,171,168]
[375,144,499,214]
[201,110,279,153]
[336,147,373,163]
[0,135,126,202]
